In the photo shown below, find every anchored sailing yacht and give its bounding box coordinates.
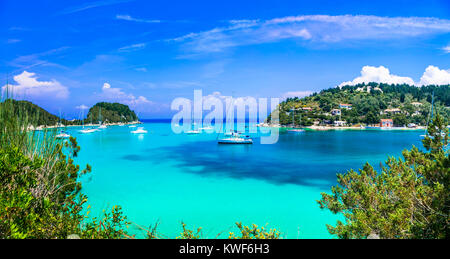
[56,109,71,139]
[218,131,253,144]
[217,97,253,144]
[79,109,98,133]
[286,108,305,133]
[56,131,71,139]
[131,127,147,134]
[98,107,107,129]
[186,110,200,134]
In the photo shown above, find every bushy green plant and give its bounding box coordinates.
[228,222,281,239]
[318,114,449,239]
[0,98,130,239]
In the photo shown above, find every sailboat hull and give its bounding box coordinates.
[218,138,253,144]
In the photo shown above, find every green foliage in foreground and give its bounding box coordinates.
[318,114,449,239]
[0,99,132,238]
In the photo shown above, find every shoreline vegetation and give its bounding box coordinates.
[266,83,450,129]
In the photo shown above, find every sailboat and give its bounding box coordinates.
[287,108,305,133]
[131,127,148,134]
[421,91,434,138]
[79,108,98,133]
[218,131,253,144]
[56,110,71,139]
[186,109,200,134]
[98,107,107,129]
[217,97,253,144]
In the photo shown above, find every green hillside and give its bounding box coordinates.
[85,102,138,124]
[2,99,139,126]
[3,99,69,126]
[269,83,450,127]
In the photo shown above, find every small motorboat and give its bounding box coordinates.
[98,124,107,129]
[218,131,253,144]
[287,129,305,133]
[56,131,71,139]
[129,125,137,128]
[218,137,253,144]
[80,128,98,134]
[186,130,200,134]
[131,127,148,134]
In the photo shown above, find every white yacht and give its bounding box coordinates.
[131,127,147,134]
[218,132,253,144]
[80,128,98,134]
[56,131,71,139]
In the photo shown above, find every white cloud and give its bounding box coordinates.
[118,43,146,52]
[169,15,450,55]
[60,0,135,15]
[116,14,161,23]
[282,91,314,99]
[339,66,415,87]
[419,66,450,86]
[76,104,89,110]
[7,39,21,44]
[340,65,450,87]
[100,82,152,108]
[2,71,69,99]
[443,45,450,53]
[135,67,147,72]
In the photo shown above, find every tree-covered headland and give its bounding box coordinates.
[271,83,450,127]
[3,100,139,127]
[85,102,138,124]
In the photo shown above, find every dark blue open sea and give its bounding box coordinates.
[69,121,424,238]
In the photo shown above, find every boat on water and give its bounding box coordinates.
[217,96,253,144]
[131,127,147,134]
[286,108,305,133]
[218,132,253,144]
[421,91,436,139]
[80,128,98,133]
[185,110,200,134]
[56,131,71,139]
[287,129,305,133]
[97,107,108,129]
[129,125,137,128]
[78,107,99,133]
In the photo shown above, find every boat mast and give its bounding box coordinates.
[425,91,435,136]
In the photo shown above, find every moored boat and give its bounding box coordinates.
[131,127,147,134]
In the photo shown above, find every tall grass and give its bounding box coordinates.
[0,92,80,205]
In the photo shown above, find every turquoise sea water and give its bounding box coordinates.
[68,121,424,238]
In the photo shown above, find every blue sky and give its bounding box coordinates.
[1,0,450,118]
